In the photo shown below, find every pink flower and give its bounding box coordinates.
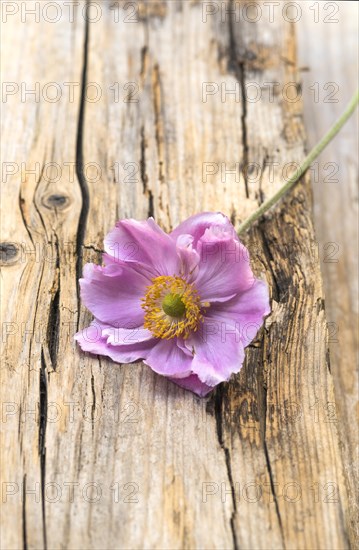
[75,213,270,397]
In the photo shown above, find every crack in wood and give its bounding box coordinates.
[228,0,249,198]
[22,473,28,550]
[46,238,60,371]
[91,372,96,436]
[147,189,154,218]
[257,326,286,548]
[19,194,35,248]
[83,244,104,256]
[139,124,154,217]
[34,164,49,242]
[27,262,45,387]
[140,45,149,85]
[75,5,90,330]
[39,349,48,550]
[258,224,281,303]
[214,387,239,550]
[261,387,285,548]
[140,125,148,193]
[152,63,165,186]
[263,437,285,549]
[257,150,269,206]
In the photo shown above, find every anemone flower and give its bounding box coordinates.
[75,212,270,396]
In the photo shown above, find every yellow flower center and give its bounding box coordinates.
[142,275,203,340]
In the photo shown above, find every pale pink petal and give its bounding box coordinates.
[80,262,148,326]
[75,321,155,363]
[104,218,180,276]
[143,339,193,377]
[169,374,213,397]
[175,234,200,279]
[75,320,109,354]
[184,316,245,386]
[209,279,270,347]
[171,212,236,247]
[102,326,153,346]
[193,226,255,302]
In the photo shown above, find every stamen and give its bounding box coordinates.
[141,275,203,339]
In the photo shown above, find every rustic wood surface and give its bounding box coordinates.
[0,1,356,549]
[297,4,359,545]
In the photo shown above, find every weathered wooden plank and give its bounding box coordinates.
[297,4,358,546]
[210,7,349,549]
[1,2,86,549]
[1,1,352,549]
[79,1,349,548]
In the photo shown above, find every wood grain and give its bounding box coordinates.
[297,4,359,545]
[0,1,353,548]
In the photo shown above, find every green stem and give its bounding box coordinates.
[237,89,359,235]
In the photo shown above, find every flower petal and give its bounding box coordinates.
[143,338,193,377]
[75,321,155,363]
[193,225,255,302]
[169,374,213,397]
[104,218,180,276]
[75,320,109,354]
[185,315,245,386]
[80,261,149,326]
[102,326,153,346]
[209,279,270,347]
[175,234,200,279]
[171,211,235,247]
